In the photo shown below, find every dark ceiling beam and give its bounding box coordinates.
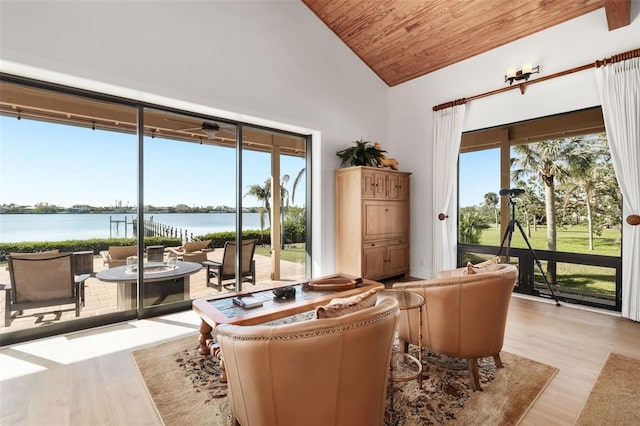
[603,0,630,30]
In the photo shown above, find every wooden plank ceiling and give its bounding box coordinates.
[302,0,631,87]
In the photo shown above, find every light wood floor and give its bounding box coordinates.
[0,295,638,425]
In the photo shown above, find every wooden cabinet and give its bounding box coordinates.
[336,166,411,280]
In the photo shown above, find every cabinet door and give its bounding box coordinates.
[388,174,410,199]
[362,169,387,198]
[363,201,409,240]
[385,243,410,277]
[362,244,386,279]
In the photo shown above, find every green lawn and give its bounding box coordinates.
[478,224,621,256]
[255,243,306,264]
[469,224,620,302]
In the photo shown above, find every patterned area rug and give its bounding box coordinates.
[132,314,557,426]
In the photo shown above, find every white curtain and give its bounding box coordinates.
[596,57,640,322]
[432,104,466,275]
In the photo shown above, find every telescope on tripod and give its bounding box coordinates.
[496,188,560,306]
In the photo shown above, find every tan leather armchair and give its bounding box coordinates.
[392,263,518,390]
[215,296,400,426]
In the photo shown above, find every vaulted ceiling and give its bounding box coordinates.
[302,0,631,86]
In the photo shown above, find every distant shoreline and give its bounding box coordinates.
[0,208,262,215]
[0,212,270,243]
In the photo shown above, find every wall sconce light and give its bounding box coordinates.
[505,63,540,85]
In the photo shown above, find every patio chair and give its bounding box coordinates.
[100,245,137,268]
[4,251,90,327]
[165,240,212,263]
[203,239,257,289]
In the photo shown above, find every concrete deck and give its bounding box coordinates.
[0,251,305,334]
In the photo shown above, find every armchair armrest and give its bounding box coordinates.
[75,274,91,284]
[99,251,111,265]
[165,247,186,256]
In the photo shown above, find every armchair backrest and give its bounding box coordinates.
[108,245,137,260]
[220,239,257,275]
[216,296,399,426]
[8,251,74,303]
[182,240,211,253]
[393,264,517,358]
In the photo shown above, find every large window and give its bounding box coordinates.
[458,107,622,310]
[0,76,310,344]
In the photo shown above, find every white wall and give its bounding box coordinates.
[0,0,390,276]
[389,7,640,279]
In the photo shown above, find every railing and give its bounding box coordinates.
[131,217,196,242]
[458,243,622,311]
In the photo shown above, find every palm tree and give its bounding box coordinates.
[245,179,271,237]
[559,134,615,251]
[279,175,290,249]
[484,192,499,228]
[561,168,597,250]
[291,167,305,205]
[511,137,593,284]
[459,210,487,244]
[244,175,291,248]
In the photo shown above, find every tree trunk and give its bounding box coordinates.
[545,181,557,285]
[586,198,594,251]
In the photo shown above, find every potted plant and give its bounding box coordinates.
[336,138,386,167]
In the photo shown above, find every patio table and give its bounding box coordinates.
[96,261,201,309]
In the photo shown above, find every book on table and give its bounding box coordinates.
[232,294,268,309]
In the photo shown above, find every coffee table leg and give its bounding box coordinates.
[198,319,228,383]
[219,357,227,383]
[198,319,213,355]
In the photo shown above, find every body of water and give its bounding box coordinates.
[0,213,269,242]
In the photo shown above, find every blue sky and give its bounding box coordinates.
[0,117,306,208]
[458,148,501,207]
[1,116,499,209]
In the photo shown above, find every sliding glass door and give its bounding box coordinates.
[0,80,140,343]
[0,76,312,344]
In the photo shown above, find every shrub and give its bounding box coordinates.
[0,237,181,261]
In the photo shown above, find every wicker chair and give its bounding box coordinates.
[165,240,212,263]
[99,245,137,268]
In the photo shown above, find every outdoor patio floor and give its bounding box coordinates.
[1,250,305,334]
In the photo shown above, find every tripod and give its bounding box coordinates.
[497,191,560,306]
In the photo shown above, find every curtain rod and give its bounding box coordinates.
[433,47,640,112]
